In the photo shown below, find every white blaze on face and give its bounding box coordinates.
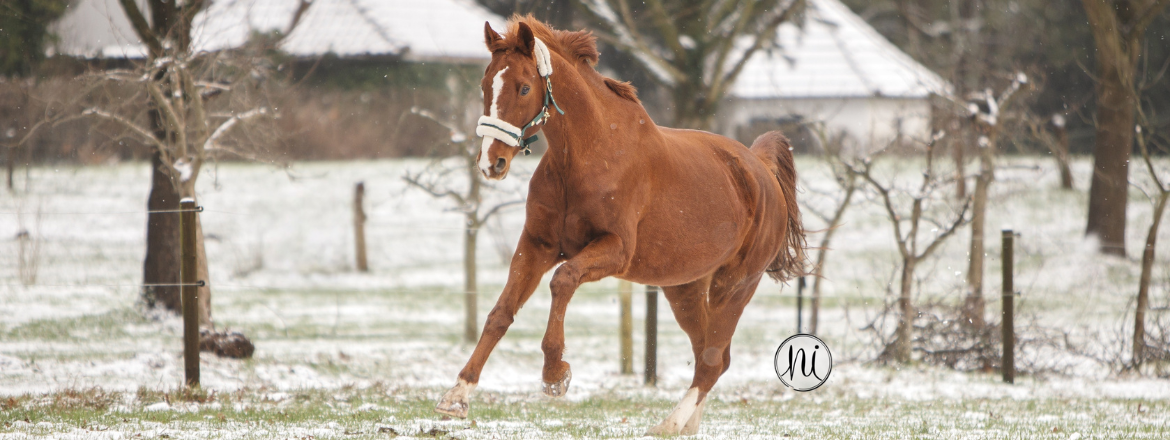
[479,66,509,174]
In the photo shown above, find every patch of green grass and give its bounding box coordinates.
[2,387,1167,439]
[2,308,147,342]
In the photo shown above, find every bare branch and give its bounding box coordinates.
[203,108,269,152]
[117,0,162,56]
[284,0,314,36]
[1127,0,1170,43]
[852,160,910,260]
[917,198,971,260]
[579,0,685,84]
[403,172,467,207]
[479,199,526,224]
[145,80,187,157]
[80,108,166,152]
[711,0,804,100]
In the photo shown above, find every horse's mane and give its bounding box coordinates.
[490,14,639,104]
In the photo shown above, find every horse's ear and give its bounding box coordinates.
[484,22,503,50]
[516,22,536,57]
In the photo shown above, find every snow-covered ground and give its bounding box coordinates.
[1,155,1168,405]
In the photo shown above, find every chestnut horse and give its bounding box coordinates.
[435,16,806,436]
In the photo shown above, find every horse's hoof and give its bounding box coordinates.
[434,379,475,419]
[644,421,680,436]
[646,387,702,436]
[542,368,572,397]
[680,400,706,435]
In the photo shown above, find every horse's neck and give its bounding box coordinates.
[540,66,650,167]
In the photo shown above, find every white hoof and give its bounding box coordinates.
[435,378,476,418]
[542,368,572,397]
[645,387,701,436]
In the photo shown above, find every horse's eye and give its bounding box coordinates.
[520,85,531,96]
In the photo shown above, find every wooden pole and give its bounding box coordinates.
[644,285,658,386]
[353,182,369,272]
[619,279,633,374]
[5,145,14,191]
[1002,229,1015,384]
[180,198,200,388]
[796,277,805,334]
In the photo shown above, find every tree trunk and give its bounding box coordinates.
[194,209,212,326]
[463,152,482,344]
[670,83,717,130]
[891,258,916,363]
[464,218,478,343]
[1082,0,1145,257]
[953,132,967,200]
[143,150,182,312]
[810,175,856,334]
[5,144,14,191]
[1134,191,1168,367]
[1053,121,1074,190]
[964,137,995,329]
[1085,69,1136,256]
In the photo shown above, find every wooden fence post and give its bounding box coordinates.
[180,198,200,388]
[1002,229,1015,384]
[619,279,633,375]
[353,182,368,272]
[645,285,658,386]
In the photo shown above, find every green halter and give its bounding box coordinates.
[514,77,565,154]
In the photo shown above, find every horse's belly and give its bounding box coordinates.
[621,204,744,286]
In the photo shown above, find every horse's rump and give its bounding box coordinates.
[751,131,807,282]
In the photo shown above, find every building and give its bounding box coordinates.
[719,0,949,153]
[50,0,504,62]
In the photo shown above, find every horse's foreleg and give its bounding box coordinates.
[541,233,628,397]
[435,232,558,418]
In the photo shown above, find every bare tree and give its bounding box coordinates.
[1131,70,1170,368]
[848,135,971,363]
[578,0,805,129]
[1081,0,1170,256]
[102,0,308,326]
[801,128,857,335]
[1026,113,1075,191]
[403,74,525,343]
[961,73,1029,330]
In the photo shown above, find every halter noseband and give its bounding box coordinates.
[475,38,565,156]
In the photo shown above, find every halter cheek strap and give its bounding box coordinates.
[475,37,565,155]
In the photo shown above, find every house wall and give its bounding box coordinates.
[717,96,933,153]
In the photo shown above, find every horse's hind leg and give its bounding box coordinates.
[541,234,629,397]
[648,275,761,436]
[646,278,712,436]
[435,231,558,418]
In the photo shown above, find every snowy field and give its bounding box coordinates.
[1,156,1169,438]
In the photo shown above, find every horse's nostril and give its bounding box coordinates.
[495,157,507,172]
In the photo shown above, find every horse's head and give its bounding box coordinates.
[476,21,559,180]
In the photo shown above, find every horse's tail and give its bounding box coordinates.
[751,131,808,282]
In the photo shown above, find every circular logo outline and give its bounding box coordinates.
[773,333,832,392]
